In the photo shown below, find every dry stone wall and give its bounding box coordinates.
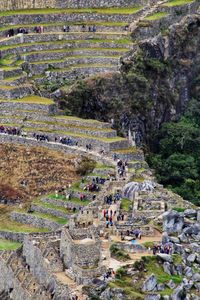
[0,0,144,11]
[10,212,60,231]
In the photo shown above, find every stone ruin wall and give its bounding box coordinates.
[0,0,145,11]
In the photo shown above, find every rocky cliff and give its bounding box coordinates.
[61,14,200,147]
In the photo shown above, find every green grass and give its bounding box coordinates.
[31,212,67,225]
[0,218,49,233]
[144,12,167,20]
[112,147,137,154]
[29,120,115,133]
[143,256,183,284]
[95,163,114,169]
[0,21,129,33]
[0,95,54,105]
[0,7,142,16]
[48,194,90,206]
[30,55,120,65]
[162,0,194,6]
[34,200,73,214]
[110,243,131,261]
[142,241,154,249]
[22,48,128,58]
[172,207,185,212]
[172,254,182,264]
[23,126,126,143]
[120,198,132,212]
[0,239,21,250]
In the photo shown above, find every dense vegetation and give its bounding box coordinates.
[148,94,200,206]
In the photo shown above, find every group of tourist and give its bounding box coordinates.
[153,244,172,255]
[0,125,21,135]
[104,192,121,205]
[85,143,92,151]
[7,27,29,37]
[126,229,142,239]
[58,137,78,146]
[103,209,116,227]
[83,182,100,192]
[103,269,115,281]
[117,159,127,178]
[34,26,44,33]
[92,176,106,185]
[33,133,49,142]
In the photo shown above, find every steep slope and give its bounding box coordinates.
[61,14,200,146]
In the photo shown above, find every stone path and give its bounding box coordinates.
[54,272,87,300]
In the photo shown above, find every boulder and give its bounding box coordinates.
[171,285,187,300]
[157,283,165,291]
[194,283,200,292]
[184,209,197,219]
[170,236,180,244]
[193,273,200,282]
[173,243,184,254]
[191,294,200,300]
[163,262,172,275]
[100,287,124,300]
[162,296,170,300]
[176,264,183,276]
[184,266,193,278]
[183,224,200,235]
[166,280,176,289]
[144,295,161,300]
[162,232,170,244]
[187,254,196,263]
[157,253,172,263]
[197,211,200,222]
[142,274,157,292]
[178,233,188,243]
[163,211,184,234]
[191,243,200,253]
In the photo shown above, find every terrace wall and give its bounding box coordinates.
[0,0,145,11]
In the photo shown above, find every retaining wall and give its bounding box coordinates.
[0,0,145,11]
[31,204,70,219]
[10,212,60,231]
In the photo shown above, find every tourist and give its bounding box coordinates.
[92,25,96,32]
[81,25,86,32]
[63,25,67,32]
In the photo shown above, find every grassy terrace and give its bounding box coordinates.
[0,39,132,52]
[144,12,168,21]
[0,239,21,250]
[0,218,49,233]
[48,194,90,206]
[0,121,124,142]
[112,147,137,154]
[0,21,129,33]
[120,198,132,212]
[23,48,127,56]
[31,212,67,225]
[30,55,120,67]
[2,75,25,82]
[56,115,108,124]
[28,55,120,63]
[29,120,114,133]
[34,200,74,214]
[0,7,142,16]
[0,96,54,105]
[162,0,194,6]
